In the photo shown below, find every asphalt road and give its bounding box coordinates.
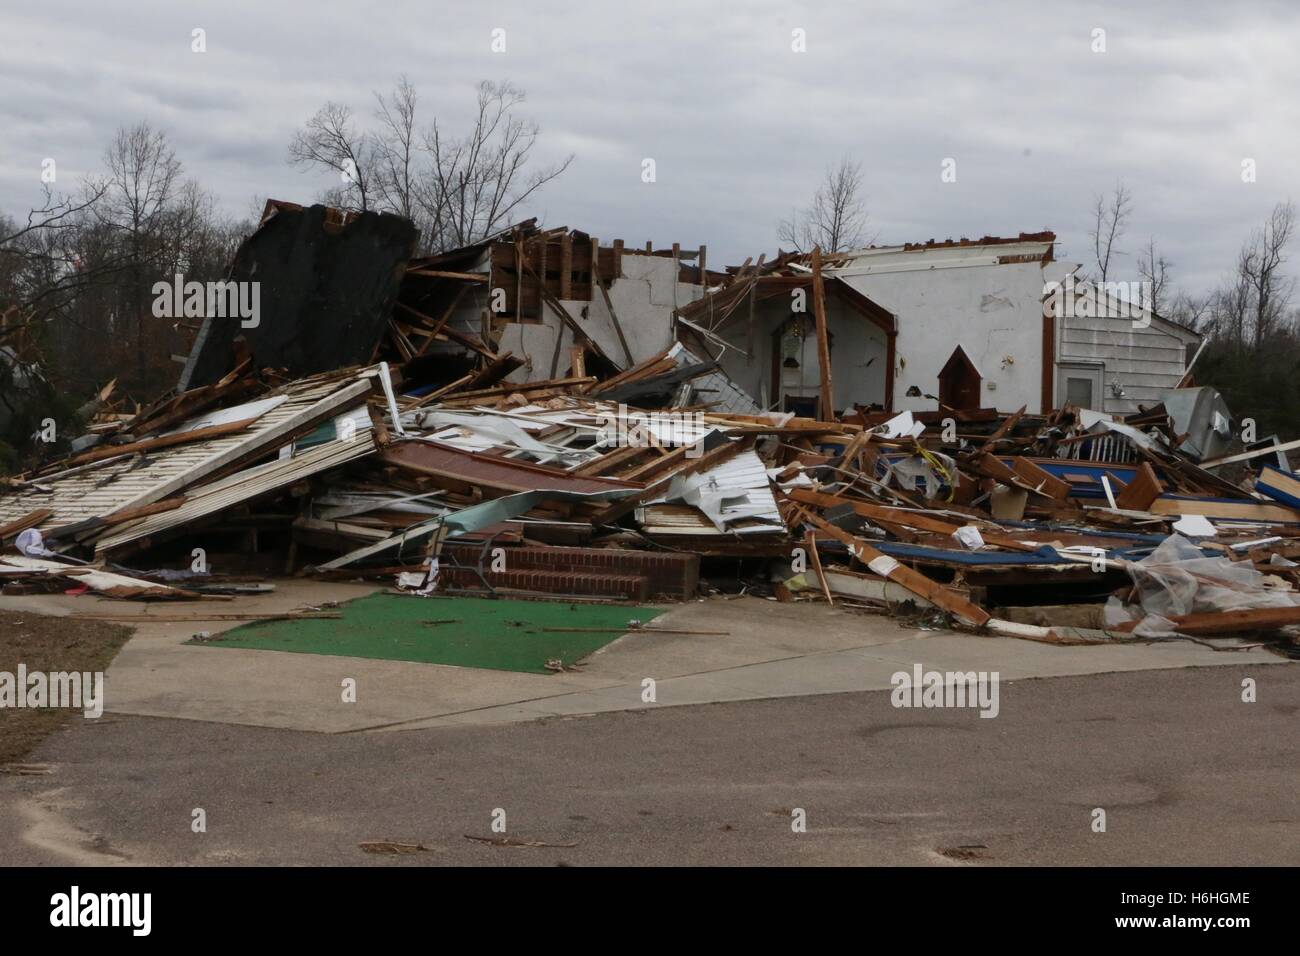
[1,663,1296,866]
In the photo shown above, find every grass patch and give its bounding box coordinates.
[0,610,132,765]
[191,594,661,674]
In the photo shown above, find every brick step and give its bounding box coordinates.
[441,543,697,599]
[438,565,649,601]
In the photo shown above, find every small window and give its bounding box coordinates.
[1065,376,1094,407]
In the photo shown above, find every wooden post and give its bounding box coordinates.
[536,237,548,318]
[698,245,707,285]
[513,235,524,323]
[559,233,572,300]
[810,246,834,419]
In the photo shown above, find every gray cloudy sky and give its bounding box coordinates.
[3,0,1297,295]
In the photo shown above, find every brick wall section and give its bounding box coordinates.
[438,565,649,601]
[441,544,699,600]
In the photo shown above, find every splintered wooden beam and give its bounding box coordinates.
[394,301,497,359]
[1114,462,1164,511]
[559,234,573,299]
[805,531,834,607]
[979,405,1026,452]
[595,271,636,367]
[63,417,259,467]
[412,285,469,357]
[810,246,834,418]
[1112,605,1300,635]
[785,488,1041,554]
[1011,458,1070,501]
[404,269,489,282]
[803,512,991,626]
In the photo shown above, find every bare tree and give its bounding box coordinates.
[1089,181,1133,285]
[1,181,107,249]
[778,157,870,253]
[372,76,419,220]
[288,79,572,253]
[1137,237,1171,317]
[415,80,574,251]
[97,122,186,388]
[288,102,373,212]
[1240,199,1295,348]
[0,181,112,346]
[1166,290,1213,335]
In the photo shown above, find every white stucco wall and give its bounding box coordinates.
[834,259,1049,413]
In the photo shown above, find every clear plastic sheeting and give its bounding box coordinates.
[1105,533,1300,637]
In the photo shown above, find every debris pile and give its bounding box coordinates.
[3,202,1299,654]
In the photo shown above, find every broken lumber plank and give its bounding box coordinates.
[412,285,469,357]
[1112,605,1300,635]
[978,405,1026,453]
[1257,466,1300,510]
[1114,462,1164,511]
[805,531,834,606]
[785,488,1041,553]
[0,509,53,540]
[403,269,489,281]
[1011,458,1069,501]
[63,417,258,467]
[393,301,497,359]
[1201,437,1300,468]
[803,513,990,625]
[594,271,636,367]
[1148,496,1300,523]
[68,612,342,622]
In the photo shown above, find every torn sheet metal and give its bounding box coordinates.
[0,374,373,535]
[646,449,783,534]
[1161,386,1234,462]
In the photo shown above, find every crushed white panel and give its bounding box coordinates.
[647,448,783,534]
[867,555,901,576]
[875,410,923,439]
[160,395,287,436]
[1171,514,1216,537]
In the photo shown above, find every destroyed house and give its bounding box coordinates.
[675,233,1202,419]
[390,223,718,388]
[3,199,1300,652]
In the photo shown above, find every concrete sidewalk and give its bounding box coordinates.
[0,584,1288,734]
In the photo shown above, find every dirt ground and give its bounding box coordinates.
[0,610,131,765]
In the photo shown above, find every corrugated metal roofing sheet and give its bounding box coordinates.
[95,425,378,553]
[0,375,373,533]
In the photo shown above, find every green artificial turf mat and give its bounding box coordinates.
[190,594,661,674]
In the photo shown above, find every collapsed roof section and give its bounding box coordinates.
[179,200,418,389]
